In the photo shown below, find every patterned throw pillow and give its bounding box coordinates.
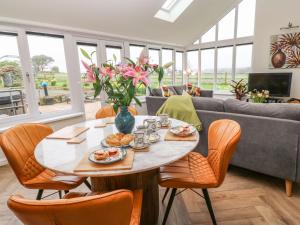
[186,83,201,97]
[161,86,174,97]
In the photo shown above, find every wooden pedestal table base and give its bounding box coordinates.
[91,169,159,225]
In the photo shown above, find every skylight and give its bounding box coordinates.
[154,0,194,23]
[161,0,177,11]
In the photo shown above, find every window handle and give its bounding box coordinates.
[26,72,30,81]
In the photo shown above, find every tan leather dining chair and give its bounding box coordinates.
[159,119,241,225]
[0,123,90,200]
[95,105,138,119]
[8,189,143,225]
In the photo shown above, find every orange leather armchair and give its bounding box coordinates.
[0,123,90,200]
[159,119,241,225]
[95,105,138,119]
[8,189,143,225]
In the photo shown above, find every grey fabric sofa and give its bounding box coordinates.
[146,96,300,196]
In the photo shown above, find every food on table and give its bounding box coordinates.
[178,125,191,134]
[170,124,196,137]
[120,134,134,145]
[108,148,119,156]
[106,133,134,146]
[94,150,109,160]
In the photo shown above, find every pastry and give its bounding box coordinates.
[106,134,121,146]
[120,134,134,145]
[94,150,109,160]
[105,133,133,146]
[108,148,119,156]
[115,133,125,140]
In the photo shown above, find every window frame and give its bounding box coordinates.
[0,22,184,128]
[175,51,184,85]
[187,0,255,92]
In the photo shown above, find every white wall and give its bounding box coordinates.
[252,0,300,98]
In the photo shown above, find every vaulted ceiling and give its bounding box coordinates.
[0,0,239,46]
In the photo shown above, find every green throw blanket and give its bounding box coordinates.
[156,94,202,131]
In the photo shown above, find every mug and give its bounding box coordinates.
[158,114,169,126]
[143,118,161,133]
[133,130,145,148]
[136,125,149,144]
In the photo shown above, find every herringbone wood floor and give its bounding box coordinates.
[1,165,299,225]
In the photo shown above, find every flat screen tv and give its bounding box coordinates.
[248,73,292,97]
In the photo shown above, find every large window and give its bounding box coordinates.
[162,49,173,86]
[148,48,160,88]
[0,26,183,127]
[129,45,146,96]
[187,50,198,86]
[200,49,215,90]
[129,45,145,62]
[218,9,235,41]
[77,42,99,119]
[27,32,71,113]
[237,0,256,38]
[105,45,122,64]
[217,46,233,90]
[0,33,27,118]
[175,51,183,85]
[201,26,216,43]
[235,44,253,82]
[192,0,255,91]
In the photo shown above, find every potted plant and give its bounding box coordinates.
[81,49,164,134]
[230,79,249,100]
[250,89,270,103]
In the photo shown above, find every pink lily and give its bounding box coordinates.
[81,61,96,82]
[124,66,149,86]
[138,49,149,65]
[100,66,114,79]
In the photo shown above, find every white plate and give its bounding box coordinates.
[129,141,150,150]
[88,148,127,164]
[148,133,160,143]
[160,119,172,127]
[101,139,130,148]
[169,125,196,137]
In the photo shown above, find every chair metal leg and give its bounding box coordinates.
[162,188,170,204]
[36,189,44,200]
[202,189,217,225]
[58,191,62,199]
[84,180,92,190]
[162,188,177,225]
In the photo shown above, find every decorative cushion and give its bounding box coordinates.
[173,85,186,95]
[161,86,175,97]
[149,88,162,96]
[224,98,300,121]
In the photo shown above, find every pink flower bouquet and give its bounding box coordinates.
[81,49,160,113]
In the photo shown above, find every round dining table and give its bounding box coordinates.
[35,115,199,225]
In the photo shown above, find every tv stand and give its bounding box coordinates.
[266,97,285,103]
[246,97,285,103]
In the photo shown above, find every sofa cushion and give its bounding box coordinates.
[173,85,186,95]
[150,86,177,97]
[149,88,162,96]
[224,98,300,121]
[192,97,224,112]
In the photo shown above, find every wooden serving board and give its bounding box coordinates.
[67,137,86,144]
[74,149,135,172]
[164,131,197,141]
[46,127,89,140]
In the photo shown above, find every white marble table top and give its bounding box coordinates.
[34,116,199,177]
